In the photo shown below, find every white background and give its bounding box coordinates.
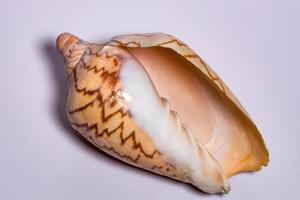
[0,0,299,199]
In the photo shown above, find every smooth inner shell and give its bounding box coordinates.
[127,47,268,177]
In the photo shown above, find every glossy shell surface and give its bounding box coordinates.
[56,32,269,194]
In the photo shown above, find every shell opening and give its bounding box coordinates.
[126,46,269,177]
[118,47,229,193]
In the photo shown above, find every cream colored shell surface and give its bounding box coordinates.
[56,32,268,194]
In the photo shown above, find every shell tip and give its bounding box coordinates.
[56,32,79,55]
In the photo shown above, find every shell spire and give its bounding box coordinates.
[56,33,80,56]
[56,33,87,76]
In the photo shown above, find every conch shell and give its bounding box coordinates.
[56,32,269,194]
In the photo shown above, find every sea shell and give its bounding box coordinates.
[56,32,269,194]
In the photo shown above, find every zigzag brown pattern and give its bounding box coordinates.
[71,118,158,159]
[73,60,118,93]
[87,136,141,163]
[111,39,142,47]
[156,39,186,47]
[82,120,175,175]
[67,54,121,113]
[68,49,161,164]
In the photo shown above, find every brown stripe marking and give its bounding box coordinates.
[183,54,226,94]
[211,75,226,93]
[72,120,158,159]
[88,136,141,163]
[156,39,186,47]
[111,39,142,47]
